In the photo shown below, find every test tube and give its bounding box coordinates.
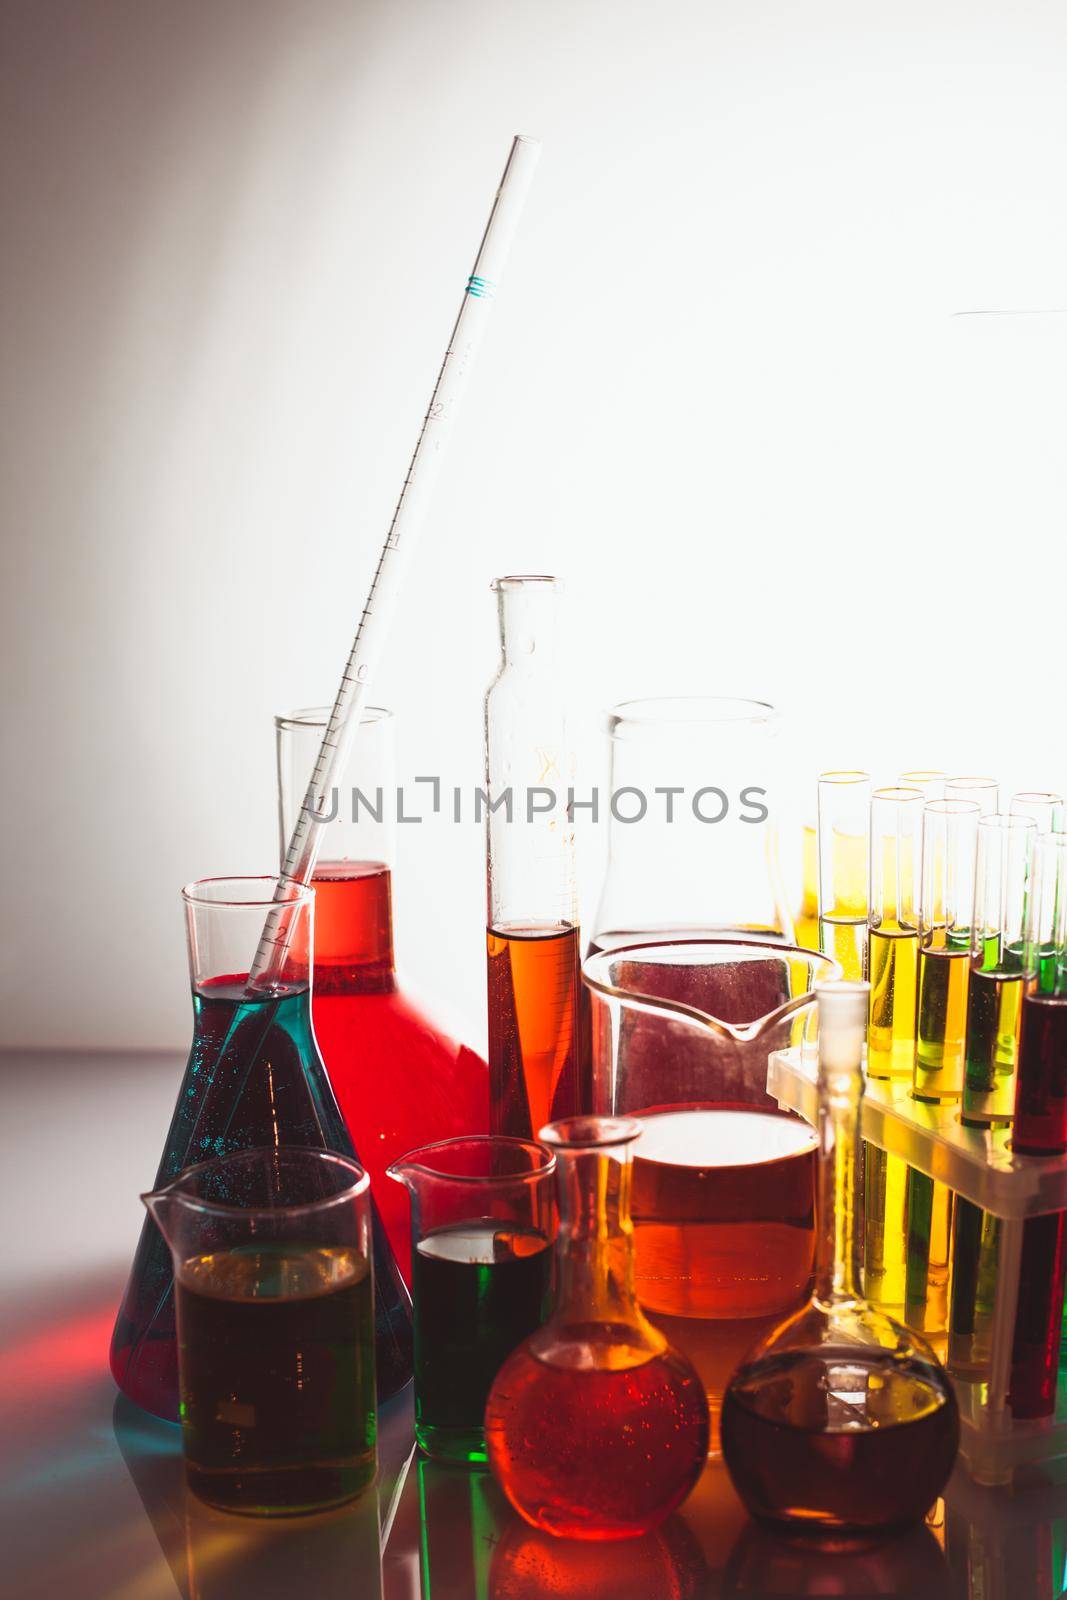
[863,787,922,1314]
[945,777,999,816]
[816,771,870,981]
[867,788,923,1079]
[948,815,1035,1377]
[1009,790,1065,835]
[914,799,980,1103]
[1013,832,1067,1153]
[796,816,819,953]
[900,771,947,802]
[1009,834,1067,1418]
[963,815,1035,1126]
[904,800,979,1340]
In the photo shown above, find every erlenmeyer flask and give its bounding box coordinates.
[582,939,839,1436]
[109,876,412,1422]
[720,982,959,1540]
[276,705,488,1283]
[589,697,794,953]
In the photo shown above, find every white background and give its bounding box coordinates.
[2,0,1065,1051]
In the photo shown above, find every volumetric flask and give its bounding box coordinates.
[110,876,412,1422]
[145,1146,377,1516]
[387,1136,555,1464]
[583,939,839,1431]
[277,705,488,1283]
[589,698,794,953]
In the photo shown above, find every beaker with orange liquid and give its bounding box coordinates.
[583,939,840,1438]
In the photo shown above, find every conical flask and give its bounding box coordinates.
[109,875,413,1422]
[276,705,488,1284]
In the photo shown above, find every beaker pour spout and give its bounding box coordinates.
[141,1187,180,1251]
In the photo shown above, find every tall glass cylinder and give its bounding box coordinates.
[110,877,413,1421]
[485,576,582,1138]
[277,707,488,1283]
[914,799,980,1103]
[817,771,870,981]
[588,697,792,951]
[1010,834,1067,1418]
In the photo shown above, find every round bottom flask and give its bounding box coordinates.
[485,1117,709,1541]
[721,983,959,1542]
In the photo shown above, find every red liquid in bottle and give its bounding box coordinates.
[312,863,488,1284]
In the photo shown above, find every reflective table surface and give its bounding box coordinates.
[4,1050,1067,1599]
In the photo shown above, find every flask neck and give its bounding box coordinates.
[552,1145,650,1333]
[495,579,559,671]
[813,1046,863,1307]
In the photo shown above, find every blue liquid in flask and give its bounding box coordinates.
[110,976,413,1421]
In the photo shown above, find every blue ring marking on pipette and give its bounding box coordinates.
[466,275,496,298]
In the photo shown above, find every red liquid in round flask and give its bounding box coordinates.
[277,707,488,1285]
[485,1116,709,1540]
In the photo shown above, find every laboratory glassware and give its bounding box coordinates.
[484,575,583,1138]
[867,787,923,1080]
[484,1116,709,1539]
[1010,833,1067,1419]
[945,777,999,816]
[863,788,922,1314]
[914,798,980,1103]
[110,877,412,1422]
[721,982,959,1540]
[582,939,836,1430]
[386,1135,555,1464]
[277,705,488,1282]
[1009,791,1065,834]
[250,136,539,986]
[949,816,1034,1378]
[588,697,793,952]
[900,770,947,802]
[963,814,1034,1127]
[794,815,819,953]
[906,799,978,1339]
[817,770,870,981]
[144,1146,376,1515]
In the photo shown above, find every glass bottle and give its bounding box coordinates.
[484,577,583,1138]
[110,876,413,1422]
[720,981,960,1541]
[277,704,488,1284]
[589,697,793,953]
[484,1116,709,1541]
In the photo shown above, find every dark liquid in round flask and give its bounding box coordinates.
[720,983,959,1541]
[485,1116,709,1541]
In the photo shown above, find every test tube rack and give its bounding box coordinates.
[769,1045,1067,1486]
